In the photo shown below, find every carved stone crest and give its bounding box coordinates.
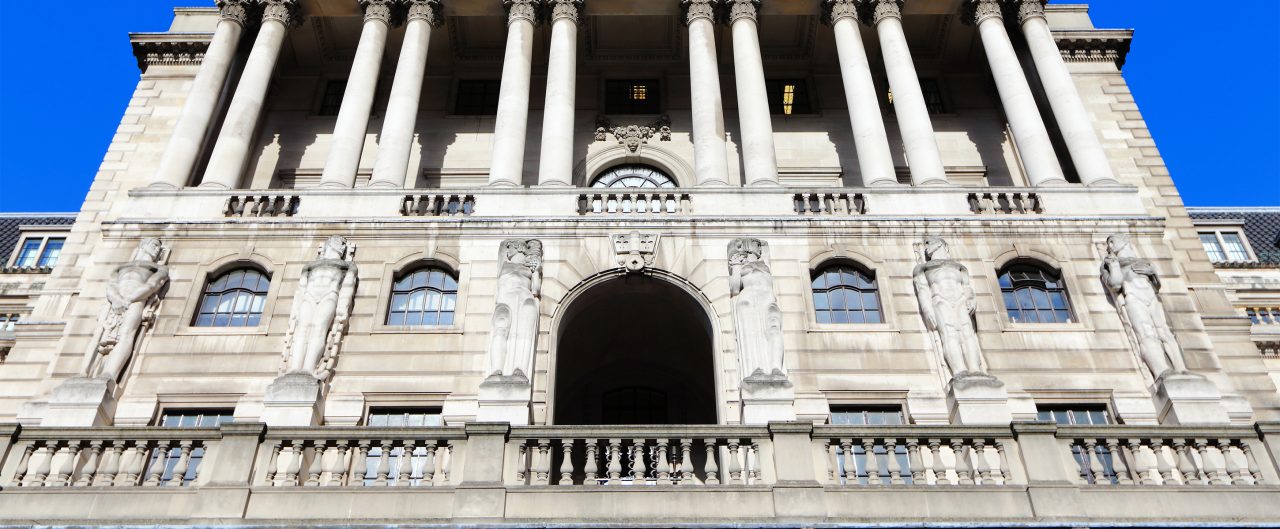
[613,231,659,272]
[595,115,673,153]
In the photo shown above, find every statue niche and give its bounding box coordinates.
[80,237,170,383]
[728,238,787,381]
[280,235,358,381]
[486,239,543,382]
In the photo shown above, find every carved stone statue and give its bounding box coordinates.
[487,239,543,381]
[80,238,170,382]
[912,236,987,380]
[1101,234,1188,379]
[728,238,787,380]
[281,235,358,380]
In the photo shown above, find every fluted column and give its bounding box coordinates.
[369,0,443,189]
[970,0,1065,186]
[199,0,301,189]
[726,0,778,186]
[148,0,250,189]
[536,0,582,186]
[487,0,539,187]
[683,0,731,186]
[318,1,395,188]
[823,0,896,186]
[868,0,947,186]
[1016,0,1118,186]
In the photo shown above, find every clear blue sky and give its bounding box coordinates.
[0,0,1276,212]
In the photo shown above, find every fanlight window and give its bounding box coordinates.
[194,268,270,327]
[388,267,458,326]
[811,265,882,324]
[998,263,1073,323]
[591,164,676,188]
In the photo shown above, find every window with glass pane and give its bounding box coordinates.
[591,164,676,188]
[36,238,64,267]
[154,409,234,485]
[0,314,18,332]
[1038,405,1116,483]
[1199,233,1226,261]
[811,265,882,324]
[387,268,458,326]
[829,407,910,484]
[14,239,42,267]
[193,269,271,327]
[364,408,444,486]
[454,80,502,115]
[605,79,661,114]
[1221,232,1250,261]
[766,79,812,115]
[318,80,346,116]
[998,264,1073,323]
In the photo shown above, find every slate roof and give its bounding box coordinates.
[0,213,77,264]
[1187,207,1280,266]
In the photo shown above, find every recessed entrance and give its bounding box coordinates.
[552,274,717,425]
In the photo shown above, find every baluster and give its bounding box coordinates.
[536,439,552,484]
[885,438,904,485]
[727,442,743,483]
[838,439,855,485]
[994,439,1012,483]
[421,444,438,487]
[1153,439,1176,484]
[51,442,80,487]
[1196,439,1226,485]
[33,444,57,486]
[862,440,881,485]
[440,442,453,484]
[168,441,194,486]
[1127,440,1153,485]
[607,439,624,485]
[825,442,838,483]
[263,441,282,486]
[100,443,124,486]
[375,441,392,485]
[9,443,34,487]
[1241,441,1264,484]
[1106,439,1130,485]
[398,441,415,486]
[584,440,599,485]
[928,440,944,484]
[655,439,672,485]
[559,440,575,486]
[906,439,925,484]
[75,441,104,487]
[143,441,169,486]
[125,444,149,486]
[749,443,762,483]
[629,439,646,481]
[1219,439,1244,485]
[971,440,991,484]
[703,440,719,485]
[515,443,529,483]
[952,441,973,485]
[1172,439,1198,484]
[330,442,350,486]
[677,439,693,485]
[305,443,324,486]
[1083,440,1106,485]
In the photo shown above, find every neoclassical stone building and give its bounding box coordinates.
[1,0,1278,525]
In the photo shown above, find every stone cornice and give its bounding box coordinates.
[130,33,212,72]
[1053,29,1133,68]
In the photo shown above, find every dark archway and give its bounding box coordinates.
[553,274,717,425]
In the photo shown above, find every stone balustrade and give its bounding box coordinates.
[577,191,692,216]
[5,426,222,488]
[401,194,475,217]
[1056,425,1267,486]
[224,194,301,217]
[967,191,1043,214]
[262,427,463,487]
[794,192,867,215]
[814,425,1015,486]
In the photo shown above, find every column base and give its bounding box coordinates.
[1032,178,1072,187]
[477,374,532,425]
[197,181,231,190]
[43,376,116,426]
[142,182,181,190]
[1085,178,1123,187]
[1153,372,1230,425]
[740,374,796,424]
[365,180,401,189]
[947,372,1012,425]
[865,178,904,187]
[261,372,324,426]
[316,181,352,189]
[486,180,521,188]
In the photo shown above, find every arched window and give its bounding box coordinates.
[193,268,270,327]
[591,164,676,188]
[998,263,1074,323]
[811,264,882,324]
[388,267,458,326]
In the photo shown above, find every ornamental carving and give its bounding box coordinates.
[262,0,302,27]
[360,0,396,25]
[966,0,1003,25]
[594,115,672,153]
[406,0,444,26]
[80,238,170,383]
[504,0,540,25]
[487,239,543,382]
[1100,234,1189,381]
[280,236,358,382]
[821,0,859,25]
[215,0,251,25]
[613,231,659,272]
[1017,0,1046,23]
[550,0,583,23]
[726,0,759,24]
[682,0,717,25]
[911,236,988,383]
[870,0,902,24]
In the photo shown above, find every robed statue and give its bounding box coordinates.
[281,235,358,380]
[728,238,787,380]
[1101,234,1188,379]
[80,238,170,382]
[912,236,987,380]
[487,239,543,381]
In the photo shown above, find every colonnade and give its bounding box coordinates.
[146,0,1119,191]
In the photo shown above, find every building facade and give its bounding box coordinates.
[1,0,1278,525]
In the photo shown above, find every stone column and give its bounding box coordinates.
[148,0,250,189]
[487,0,539,187]
[318,1,395,188]
[369,0,443,188]
[726,0,779,187]
[969,0,1065,186]
[199,0,301,189]
[868,0,947,186]
[536,0,582,186]
[823,0,896,186]
[683,0,731,186]
[1016,0,1118,186]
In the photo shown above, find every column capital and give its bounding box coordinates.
[215,0,252,26]
[406,0,445,26]
[1016,0,1046,24]
[503,0,540,26]
[866,0,903,25]
[821,0,859,25]
[261,0,302,27]
[359,0,397,25]
[549,0,583,24]
[725,0,760,24]
[682,0,718,25]
[964,0,1004,26]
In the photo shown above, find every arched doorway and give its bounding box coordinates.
[552,274,717,425]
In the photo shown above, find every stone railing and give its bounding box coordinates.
[1056,425,1267,486]
[794,192,867,216]
[577,191,692,215]
[967,192,1042,214]
[814,425,1015,486]
[260,427,464,487]
[400,194,475,217]
[224,194,300,217]
[5,426,224,488]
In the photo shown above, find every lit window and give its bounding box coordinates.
[998,263,1074,323]
[811,265,882,324]
[829,407,910,485]
[388,268,458,326]
[152,409,234,485]
[193,268,271,327]
[1200,230,1253,262]
[318,80,347,116]
[12,237,64,268]
[766,79,812,115]
[605,80,661,114]
[363,408,444,486]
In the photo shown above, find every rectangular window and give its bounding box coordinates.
[12,236,65,268]
[829,406,906,426]
[0,314,18,332]
[828,406,910,485]
[36,238,64,267]
[454,80,502,115]
[14,239,42,267]
[605,79,661,115]
[920,79,945,114]
[1221,232,1250,261]
[1200,230,1254,263]
[318,80,347,116]
[363,407,444,486]
[766,79,812,115]
[153,409,234,485]
[1036,405,1111,425]
[1200,233,1226,261]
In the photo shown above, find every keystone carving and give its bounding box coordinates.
[594,115,673,153]
[613,231,659,272]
